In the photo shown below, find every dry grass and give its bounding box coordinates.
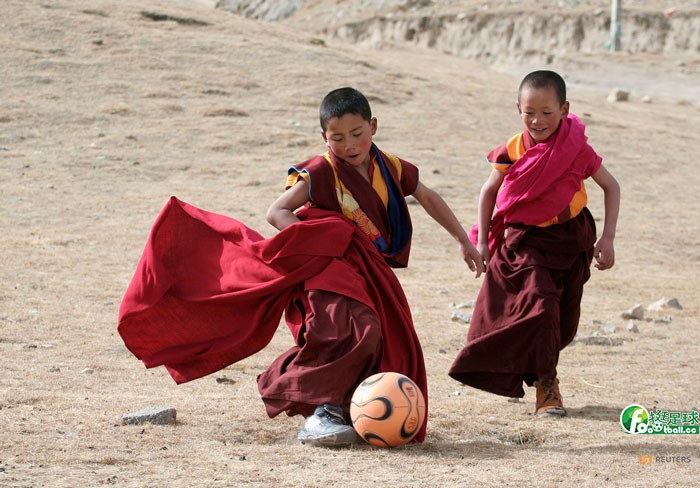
[1,1,699,486]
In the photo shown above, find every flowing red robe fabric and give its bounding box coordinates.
[117,197,427,441]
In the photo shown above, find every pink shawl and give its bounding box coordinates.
[472,114,602,252]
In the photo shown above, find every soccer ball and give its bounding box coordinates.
[350,372,426,447]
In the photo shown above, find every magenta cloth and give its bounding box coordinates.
[470,114,602,252]
[117,197,427,441]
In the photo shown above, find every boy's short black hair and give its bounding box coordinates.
[518,70,567,106]
[319,87,372,131]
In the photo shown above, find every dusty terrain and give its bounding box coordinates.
[1,1,699,486]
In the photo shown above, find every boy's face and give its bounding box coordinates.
[517,86,570,143]
[322,113,377,168]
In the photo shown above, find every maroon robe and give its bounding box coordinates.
[118,144,428,441]
[257,146,426,439]
[449,209,596,397]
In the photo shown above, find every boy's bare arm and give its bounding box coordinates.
[412,181,484,277]
[591,164,620,270]
[477,169,505,263]
[266,179,310,230]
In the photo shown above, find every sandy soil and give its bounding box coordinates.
[1,1,699,486]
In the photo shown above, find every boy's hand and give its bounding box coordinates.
[593,235,615,270]
[461,242,485,278]
[476,242,490,269]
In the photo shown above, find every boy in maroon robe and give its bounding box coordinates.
[449,71,620,417]
[264,87,484,445]
[118,87,484,448]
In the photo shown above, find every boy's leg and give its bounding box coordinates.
[257,289,382,446]
[559,247,594,348]
[450,250,564,397]
[535,247,593,417]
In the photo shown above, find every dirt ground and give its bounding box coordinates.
[1,1,699,486]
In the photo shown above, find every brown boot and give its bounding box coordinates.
[534,378,567,418]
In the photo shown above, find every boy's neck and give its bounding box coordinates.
[353,159,372,183]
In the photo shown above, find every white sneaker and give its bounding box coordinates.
[298,404,358,447]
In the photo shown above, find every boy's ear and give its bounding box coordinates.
[321,131,329,144]
[370,117,378,135]
[561,101,570,116]
[516,102,522,114]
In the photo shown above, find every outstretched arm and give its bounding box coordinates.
[591,164,620,270]
[411,181,484,278]
[266,179,310,230]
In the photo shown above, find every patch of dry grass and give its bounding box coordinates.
[1,1,699,487]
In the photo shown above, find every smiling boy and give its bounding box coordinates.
[449,71,620,418]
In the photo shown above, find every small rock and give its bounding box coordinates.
[122,407,177,426]
[626,321,640,333]
[602,322,616,334]
[452,391,461,397]
[622,304,644,320]
[216,376,236,384]
[647,297,683,312]
[653,315,673,324]
[607,88,630,103]
[455,300,476,309]
[642,96,652,104]
[574,336,624,346]
[48,366,61,373]
[450,310,471,324]
[81,368,94,374]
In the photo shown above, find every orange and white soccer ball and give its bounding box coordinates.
[350,372,426,447]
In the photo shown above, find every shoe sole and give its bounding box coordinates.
[536,408,567,418]
[298,430,359,447]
